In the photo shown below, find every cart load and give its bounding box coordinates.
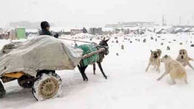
[0,36,83,77]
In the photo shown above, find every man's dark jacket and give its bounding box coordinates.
[39,29,52,36]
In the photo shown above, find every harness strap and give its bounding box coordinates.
[59,37,96,44]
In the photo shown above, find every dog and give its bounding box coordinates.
[157,55,188,84]
[145,49,162,72]
[176,49,194,70]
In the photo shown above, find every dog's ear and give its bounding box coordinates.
[150,50,153,53]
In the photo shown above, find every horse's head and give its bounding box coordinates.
[99,38,110,55]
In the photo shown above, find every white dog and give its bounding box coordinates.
[157,55,188,84]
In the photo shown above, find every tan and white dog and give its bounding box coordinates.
[176,49,194,70]
[145,49,162,72]
[157,55,188,84]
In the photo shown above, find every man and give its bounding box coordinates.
[38,21,56,75]
[39,21,52,36]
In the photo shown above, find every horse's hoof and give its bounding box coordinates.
[84,78,88,81]
[157,78,161,81]
[104,76,108,79]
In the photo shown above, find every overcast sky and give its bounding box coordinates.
[0,0,194,27]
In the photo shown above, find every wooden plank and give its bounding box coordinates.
[82,48,105,59]
[3,72,24,78]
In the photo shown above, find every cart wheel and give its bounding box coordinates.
[0,81,6,98]
[32,72,62,101]
[18,75,35,88]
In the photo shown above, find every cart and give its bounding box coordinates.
[0,36,105,101]
[0,36,85,101]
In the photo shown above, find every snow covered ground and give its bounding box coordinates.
[1,33,194,109]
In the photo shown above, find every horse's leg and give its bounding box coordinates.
[97,62,107,79]
[93,63,96,75]
[82,66,88,81]
[77,65,85,81]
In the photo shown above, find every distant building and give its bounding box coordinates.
[89,28,103,35]
[105,22,157,28]
[9,21,54,29]
[70,29,83,35]
[102,28,114,35]
[82,27,88,33]
[15,28,26,39]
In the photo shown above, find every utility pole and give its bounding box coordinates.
[162,15,166,26]
[179,16,182,25]
[192,15,194,25]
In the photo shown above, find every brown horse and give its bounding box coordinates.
[77,38,109,81]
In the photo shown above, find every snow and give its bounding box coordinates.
[1,33,194,109]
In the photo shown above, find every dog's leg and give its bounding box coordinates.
[169,71,176,85]
[157,66,160,73]
[93,63,96,75]
[187,62,194,70]
[184,74,188,84]
[157,72,168,81]
[97,62,107,79]
[145,62,151,72]
[170,77,176,85]
[158,61,161,73]
[156,62,160,73]
[154,65,156,70]
[188,57,194,61]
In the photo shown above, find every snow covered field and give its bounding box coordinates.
[1,33,194,109]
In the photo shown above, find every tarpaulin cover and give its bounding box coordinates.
[0,36,83,76]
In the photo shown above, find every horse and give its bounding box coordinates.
[77,38,109,81]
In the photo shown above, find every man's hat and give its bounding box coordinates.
[41,21,50,29]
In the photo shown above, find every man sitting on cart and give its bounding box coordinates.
[39,21,59,38]
[39,21,52,36]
